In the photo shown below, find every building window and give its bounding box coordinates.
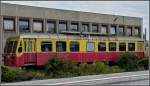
[82,24,89,32]
[135,27,140,37]
[33,20,43,32]
[101,25,107,34]
[128,43,135,51]
[92,24,98,33]
[127,26,132,36]
[98,42,106,51]
[71,23,78,31]
[59,21,67,32]
[41,42,52,52]
[56,41,66,52]
[70,42,79,52]
[110,26,117,35]
[3,18,15,31]
[109,42,116,51]
[119,26,125,36]
[46,21,55,33]
[87,42,95,52]
[119,43,126,51]
[19,19,30,32]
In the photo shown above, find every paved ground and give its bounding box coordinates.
[2,70,149,85]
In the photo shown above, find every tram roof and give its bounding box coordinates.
[13,34,144,41]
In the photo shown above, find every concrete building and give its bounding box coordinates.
[0,3,143,63]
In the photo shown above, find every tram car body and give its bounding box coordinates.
[4,34,145,67]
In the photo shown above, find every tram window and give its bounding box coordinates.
[98,42,106,51]
[87,42,95,52]
[18,47,22,53]
[128,43,135,51]
[56,41,66,52]
[70,42,79,52]
[4,41,17,53]
[119,43,126,51]
[41,42,52,52]
[109,42,116,51]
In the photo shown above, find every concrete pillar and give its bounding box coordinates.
[89,22,92,33]
[116,24,119,36]
[15,16,19,35]
[107,24,111,36]
[56,19,59,34]
[132,26,135,37]
[124,25,128,37]
[43,19,46,33]
[30,18,33,33]
[98,23,102,33]
[140,26,142,39]
[79,21,82,32]
[0,15,3,65]
[67,20,71,31]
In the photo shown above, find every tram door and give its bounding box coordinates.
[23,38,36,65]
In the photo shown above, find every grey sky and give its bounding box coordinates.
[2,1,149,40]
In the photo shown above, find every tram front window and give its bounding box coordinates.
[4,41,18,54]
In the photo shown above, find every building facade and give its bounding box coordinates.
[0,3,143,63]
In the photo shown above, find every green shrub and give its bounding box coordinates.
[138,58,149,70]
[1,66,33,82]
[110,66,125,73]
[116,52,139,71]
[44,57,78,78]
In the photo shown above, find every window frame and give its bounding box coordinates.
[70,22,79,32]
[92,24,98,33]
[119,42,126,51]
[33,20,43,32]
[56,41,67,52]
[119,26,125,36]
[70,42,80,52]
[46,20,56,33]
[41,41,53,52]
[59,21,67,32]
[82,23,89,32]
[86,42,95,52]
[98,42,106,51]
[109,42,117,51]
[3,18,15,31]
[128,43,135,51]
[127,26,132,36]
[110,25,117,35]
[19,19,30,32]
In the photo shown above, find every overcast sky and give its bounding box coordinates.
[2,1,149,40]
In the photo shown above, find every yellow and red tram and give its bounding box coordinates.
[4,34,145,67]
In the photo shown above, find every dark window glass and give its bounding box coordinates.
[3,19,15,30]
[4,41,17,53]
[59,21,67,32]
[119,26,125,36]
[56,41,66,52]
[71,23,78,31]
[46,21,55,33]
[119,43,126,51]
[19,20,30,32]
[92,24,98,33]
[41,42,52,52]
[109,42,116,51]
[33,20,43,32]
[82,24,89,32]
[87,42,95,52]
[98,42,106,51]
[70,42,79,52]
[128,43,135,51]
